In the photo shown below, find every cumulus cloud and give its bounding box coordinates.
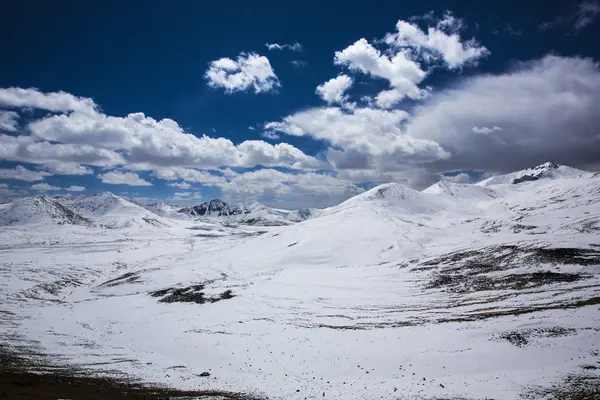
[265,106,449,169]
[0,165,51,181]
[261,130,280,140]
[27,107,320,170]
[99,171,152,186]
[0,110,19,132]
[65,185,86,192]
[220,167,238,178]
[220,169,364,208]
[44,162,93,175]
[167,181,191,189]
[332,14,486,108]
[384,13,489,69]
[316,75,354,104]
[265,42,303,51]
[405,55,600,172]
[0,87,97,114]
[31,182,61,191]
[472,126,503,135]
[442,172,471,183]
[335,38,427,107]
[205,53,280,93]
[153,168,226,185]
[237,140,324,169]
[0,133,125,167]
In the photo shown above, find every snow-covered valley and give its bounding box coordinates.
[1,163,599,399]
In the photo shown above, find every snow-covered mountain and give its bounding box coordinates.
[0,195,91,226]
[142,200,188,219]
[54,192,171,228]
[178,199,313,226]
[178,199,237,218]
[476,162,591,186]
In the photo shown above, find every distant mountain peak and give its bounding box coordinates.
[476,163,589,186]
[0,195,91,226]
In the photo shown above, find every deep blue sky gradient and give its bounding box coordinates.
[0,0,598,203]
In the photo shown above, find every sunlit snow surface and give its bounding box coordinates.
[1,170,599,399]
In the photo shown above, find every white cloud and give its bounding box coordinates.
[261,130,280,140]
[65,185,86,192]
[472,126,503,135]
[336,169,407,183]
[27,108,320,170]
[154,167,225,185]
[220,169,364,208]
[405,55,600,172]
[0,110,19,132]
[0,165,51,181]
[31,182,61,191]
[265,42,303,51]
[266,107,407,154]
[290,60,308,68]
[220,167,238,178]
[335,38,427,106]
[44,162,93,175]
[336,168,442,189]
[0,87,97,115]
[248,126,256,130]
[541,1,600,31]
[171,192,203,202]
[0,88,322,179]
[576,1,600,29]
[99,171,152,186]
[237,140,324,169]
[316,75,354,104]
[374,89,406,109]
[0,184,27,201]
[0,133,125,167]
[384,13,489,69]
[265,106,449,169]
[205,53,280,94]
[442,172,471,183]
[172,192,199,198]
[167,181,191,189]
[332,14,486,108]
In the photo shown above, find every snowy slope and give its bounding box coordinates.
[476,161,591,186]
[0,195,91,226]
[1,165,599,399]
[284,207,325,222]
[424,179,498,200]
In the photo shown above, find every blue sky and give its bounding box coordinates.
[1,0,599,208]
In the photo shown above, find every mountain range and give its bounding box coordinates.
[1,161,599,399]
[0,162,595,229]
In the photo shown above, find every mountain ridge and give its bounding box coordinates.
[0,162,596,228]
